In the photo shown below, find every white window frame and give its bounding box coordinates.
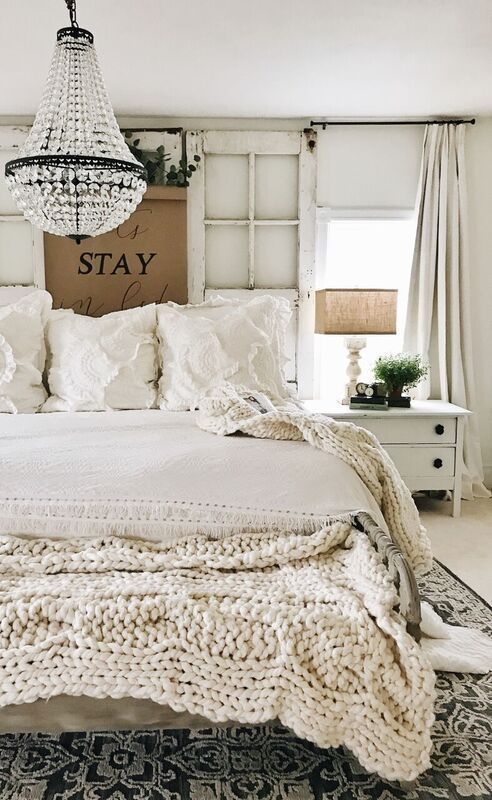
[187,130,317,398]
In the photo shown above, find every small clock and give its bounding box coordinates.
[365,386,374,397]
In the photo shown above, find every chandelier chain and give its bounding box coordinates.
[65,0,78,28]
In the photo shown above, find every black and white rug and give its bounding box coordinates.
[0,561,490,800]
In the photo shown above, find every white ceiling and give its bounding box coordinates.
[1,0,491,119]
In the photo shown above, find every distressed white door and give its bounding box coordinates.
[187,130,317,398]
[0,126,45,288]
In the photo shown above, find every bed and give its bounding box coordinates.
[0,407,422,737]
[0,288,434,784]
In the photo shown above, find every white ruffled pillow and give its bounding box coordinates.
[0,289,52,413]
[43,304,158,412]
[157,295,292,411]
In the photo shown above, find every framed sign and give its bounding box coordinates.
[43,186,187,316]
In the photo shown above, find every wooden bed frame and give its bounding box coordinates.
[355,512,421,641]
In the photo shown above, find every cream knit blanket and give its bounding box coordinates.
[0,389,436,781]
[197,387,432,575]
[0,523,434,781]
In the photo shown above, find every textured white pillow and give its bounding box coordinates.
[0,290,52,413]
[43,304,158,412]
[157,295,292,411]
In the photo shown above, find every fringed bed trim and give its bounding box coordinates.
[0,497,356,541]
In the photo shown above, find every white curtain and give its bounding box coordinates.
[404,123,490,499]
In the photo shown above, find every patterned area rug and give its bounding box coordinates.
[0,561,490,800]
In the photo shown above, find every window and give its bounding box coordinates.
[315,211,416,400]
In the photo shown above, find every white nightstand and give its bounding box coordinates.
[304,399,471,517]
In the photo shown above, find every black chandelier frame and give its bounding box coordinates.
[5,154,147,179]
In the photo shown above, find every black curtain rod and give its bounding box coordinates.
[310,118,476,129]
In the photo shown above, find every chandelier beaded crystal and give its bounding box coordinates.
[5,0,147,243]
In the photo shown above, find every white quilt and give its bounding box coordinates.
[0,409,388,540]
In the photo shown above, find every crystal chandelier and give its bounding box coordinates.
[5,0,147,243]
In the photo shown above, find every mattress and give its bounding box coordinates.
[0,408,387,733]
[0,409,387,537]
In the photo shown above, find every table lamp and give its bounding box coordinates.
[315,288,398,404]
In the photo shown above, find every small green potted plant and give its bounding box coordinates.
[373,353,428,407]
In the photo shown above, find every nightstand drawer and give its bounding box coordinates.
[357,418,457,445]
[384,446,455,477]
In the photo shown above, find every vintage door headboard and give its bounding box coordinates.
[0,125,318,396]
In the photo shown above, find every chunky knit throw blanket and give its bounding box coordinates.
[197,388,432,575]
[0,389,436,781]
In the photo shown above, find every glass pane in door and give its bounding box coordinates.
[254,225,298,288]
[205,225,249,288]
[205,155,249,219]
[255,155,298,220]
[0,221,33,285]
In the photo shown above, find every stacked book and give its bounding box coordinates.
[349,395,388,411]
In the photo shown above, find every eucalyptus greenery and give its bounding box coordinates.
[373,353,428,395]
[123,132,201,187]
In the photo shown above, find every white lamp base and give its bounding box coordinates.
[341,336,367,404]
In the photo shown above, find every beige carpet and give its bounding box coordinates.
[416,496,492,604]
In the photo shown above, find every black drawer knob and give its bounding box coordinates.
[435,424,445,435]
[433,458,443,469]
